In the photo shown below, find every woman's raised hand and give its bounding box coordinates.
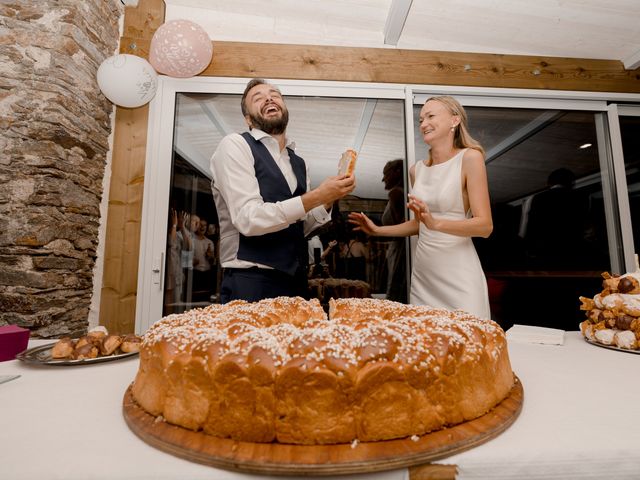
[348,211,378,236]
[408,194,437,230]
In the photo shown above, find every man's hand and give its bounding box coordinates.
[303,174,356,212]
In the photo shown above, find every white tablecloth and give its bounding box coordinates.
[1,333,638,480]
[448,332,640,479]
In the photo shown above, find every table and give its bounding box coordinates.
[1,333,638,479]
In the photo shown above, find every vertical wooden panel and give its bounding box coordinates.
[99,0,164,334]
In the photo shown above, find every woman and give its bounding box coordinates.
[349,96,492,318]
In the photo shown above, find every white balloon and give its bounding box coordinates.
[97,54,158,108]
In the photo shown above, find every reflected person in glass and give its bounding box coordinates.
[165,208,191,311]
[380,159,408,302]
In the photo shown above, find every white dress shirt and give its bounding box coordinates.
[210,129,331,270]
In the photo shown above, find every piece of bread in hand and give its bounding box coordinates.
[338,149,357,177]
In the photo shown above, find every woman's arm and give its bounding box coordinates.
[408,149,493,238]
[348,163,419,238]
[348,212,419,237]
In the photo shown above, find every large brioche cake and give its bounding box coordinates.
[132,297,514,445]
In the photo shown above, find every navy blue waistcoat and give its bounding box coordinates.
[237,132,308,276]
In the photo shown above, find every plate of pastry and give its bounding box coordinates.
[16,327,142,366]
[584,337,640,355]
[578,271,640,355]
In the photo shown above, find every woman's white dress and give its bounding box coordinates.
[409,149,491,319]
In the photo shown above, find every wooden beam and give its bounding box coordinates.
[120,37,640,94]
[196,41,640,93]
[99,0,165,334]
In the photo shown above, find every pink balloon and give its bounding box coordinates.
[149,19,213,78]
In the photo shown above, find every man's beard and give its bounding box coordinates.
[249,108,289,135]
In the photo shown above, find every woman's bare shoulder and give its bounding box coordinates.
[462,148,485,164]
[462,149,487,174]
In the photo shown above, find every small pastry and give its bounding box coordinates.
[120,334,142,353]
[601,272,620,293]
[586,308,601,323]
[594,328,616,346]
[100,334,122,356]
[615,314,635,331]
[579,296,595,311]
[579,321,594,341]
[51,337,75,359]
[617,275,640,294]
[75,335,101,348]
[614,330,637,350]
[89,325,108,335]
[71,343,98,360]
[87,326,108,342]
[602,272,640,295]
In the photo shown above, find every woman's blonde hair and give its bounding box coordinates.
[425,96,485,160]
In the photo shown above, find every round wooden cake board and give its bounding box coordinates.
[123,376,523,476]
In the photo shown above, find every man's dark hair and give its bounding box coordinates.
[241,78,268,117]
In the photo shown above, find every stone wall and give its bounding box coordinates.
[0,1,123,337]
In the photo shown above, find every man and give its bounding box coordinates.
[210,78,355,303]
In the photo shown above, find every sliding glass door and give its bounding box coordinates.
[136,78,638,333]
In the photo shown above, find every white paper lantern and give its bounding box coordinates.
[97,54,158,108]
